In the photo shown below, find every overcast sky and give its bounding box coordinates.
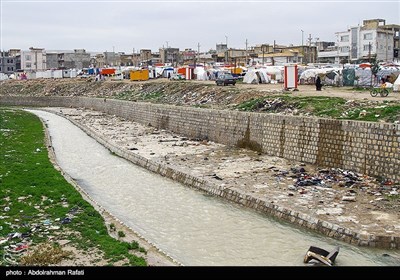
[1,0,399,54]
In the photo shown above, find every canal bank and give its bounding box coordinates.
[27,109,400,265]
[38,107,400,250]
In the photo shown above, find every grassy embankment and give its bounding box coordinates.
[235,95,400,123]
[0,108,146,266]
[112,84,400,123]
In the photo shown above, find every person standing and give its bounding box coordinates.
[315,76,322,91]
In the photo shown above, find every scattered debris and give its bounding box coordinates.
[304,246,340,266]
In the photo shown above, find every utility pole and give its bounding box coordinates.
[301,30,304,64]
[261,44,268,66]
[166,41,169,65]
[369,42,372,87]
[368,42,371,63]
[132,48,135,66]
[245,39,248,66]
[385,30,388,62]
[308,34,312,63]
[262,44,265,66]
[197,42,200,65]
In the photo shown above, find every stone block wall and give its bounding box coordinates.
[1,96,399,183]
[45,109,400,248]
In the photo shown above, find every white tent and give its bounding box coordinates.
[393,74,400,92]
[0,73,8,80]
[243,68,270,84]
[264,66,284,82]
[243,69,260,84]
[194,67,209,81]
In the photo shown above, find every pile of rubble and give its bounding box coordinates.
[275,166,399,209]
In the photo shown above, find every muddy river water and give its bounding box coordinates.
[28,109,400,266]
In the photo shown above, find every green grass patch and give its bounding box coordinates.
[114,90,137,100]
[141,92,162,100]
[0,108,146,266]
[235,95,346,116]
[294,96,347,118]
[234,95,400,122]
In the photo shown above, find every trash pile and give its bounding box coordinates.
[236,97,302,115]
[303,245,340,266]
[271,165,399,209]
[0,194,82,266]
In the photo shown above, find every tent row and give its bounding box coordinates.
[298,65,400,87]
[2,62,399,91]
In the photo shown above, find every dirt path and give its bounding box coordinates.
[183,79,400,101]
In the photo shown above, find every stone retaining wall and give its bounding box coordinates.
[2,96,399,248]
[2,96,399,183]
[46,109,400,249]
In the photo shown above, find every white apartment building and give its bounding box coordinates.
[20,47,47,72]
[335,19,395,63]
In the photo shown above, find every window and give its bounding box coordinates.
[7,59,14,63]
[340,35,349,42]
[340,46,349,53]
[25,55,31,61]
[363,44,372,51]
[7,66,14,71]
[26,62,31,68]
[363,33,372,40]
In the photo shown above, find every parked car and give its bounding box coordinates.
[216,73,236,86]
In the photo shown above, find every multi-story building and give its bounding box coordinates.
[247,44,308,65]
[159,47,179,66]
[91,53,105,68]
[0,51,17,75]
[20,47,47,72]
[181,49,197,65]
[46,52,59,69]
[336,19,397,63]
[381,23,400,61]
[149,52,161,66]
[46,49,91,69]
[104,52,121,67]
[216,44,228,53]
[140,49,152,66]
[62,49,91,69]
[119,53,134,66]
[226,48,247,66]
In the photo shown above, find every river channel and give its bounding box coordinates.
[28,109,400,266]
